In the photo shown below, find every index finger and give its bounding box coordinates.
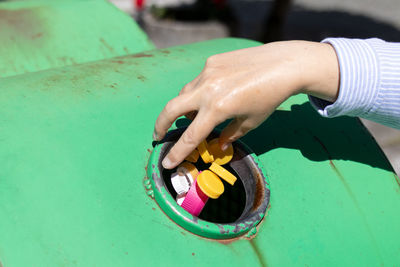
[153,92,198,141]
[162,111,218,169]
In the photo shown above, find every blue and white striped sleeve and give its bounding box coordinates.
[309,38,400,129]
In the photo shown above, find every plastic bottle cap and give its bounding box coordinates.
[197,139,214,163]
[208,138,233,165]
[185,149,199,163]
[176,193,187,206]
[180,179,208,216]
[171,172,192,195]
[209,162,237,186]
[196,170,224,199]
[177,162,199,182]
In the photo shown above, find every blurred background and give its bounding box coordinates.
[114,0,400,174]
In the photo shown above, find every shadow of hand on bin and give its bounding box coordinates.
[176,102,394,173]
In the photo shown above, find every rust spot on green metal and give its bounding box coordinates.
[252,167,265,211]
[109,82,118,89]
[58,57,77,65]
[246,226,257,238]
[313,135,332,159]
[0,8,43,40]
[111,60,125,64]
[137,75,146,82]
[249,239,267,267]
[128,53,153,58]
[215,237,240,244]
[393,173,400,190]
[313,135,358,199]
[99,38,115,54]
[31,32,43,39]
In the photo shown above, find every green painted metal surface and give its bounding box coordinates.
[0,0,154,78]
[0,1,399,265]
[0,37,399,266]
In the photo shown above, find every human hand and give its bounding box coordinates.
[154,41,340,169]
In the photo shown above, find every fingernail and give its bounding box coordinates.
[153,131,158,141]
[162,156,174,169]
[221,143,229,151]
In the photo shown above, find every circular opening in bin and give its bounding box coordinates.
[162,154,247,223]
[147,128,270,240]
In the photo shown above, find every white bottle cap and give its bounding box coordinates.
[176,193,186,206]
[171,172,192,195]
[177,166,195,184]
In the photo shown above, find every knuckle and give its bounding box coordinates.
[181,82,194,94]
[205,55,219,68]
[205,55,215,66]
[181,129,197,147]
[181,84,190,94]
[163,100,176,119]
[208,76,221,87]
[167,147,179,163]
[199,80,220,102]
[212,99,228,114]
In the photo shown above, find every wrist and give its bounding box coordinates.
[297,42,340,102]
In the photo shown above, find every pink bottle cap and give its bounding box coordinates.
[180,178,208,217]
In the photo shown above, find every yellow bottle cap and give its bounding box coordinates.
[197,170,224,199]
[185,149,199,163]
[208,138,233,165]
[197,139,214,163]
[177,162,199,182]
[209,162,237,186]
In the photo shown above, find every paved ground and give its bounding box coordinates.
[111,0,400,174]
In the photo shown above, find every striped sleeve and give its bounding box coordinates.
[309,38,400,129]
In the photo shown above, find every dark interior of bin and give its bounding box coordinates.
[159,129,265,224]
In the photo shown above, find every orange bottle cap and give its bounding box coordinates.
[208,138,233,165]
[185,149,199,163]
[197,139,214,163]
[209,162,237,186]
[177,162,199,182]
[197,170,224,199]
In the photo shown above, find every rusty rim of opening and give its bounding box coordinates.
[147,128,270,240]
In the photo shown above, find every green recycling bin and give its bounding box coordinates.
[0,0,399,266]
